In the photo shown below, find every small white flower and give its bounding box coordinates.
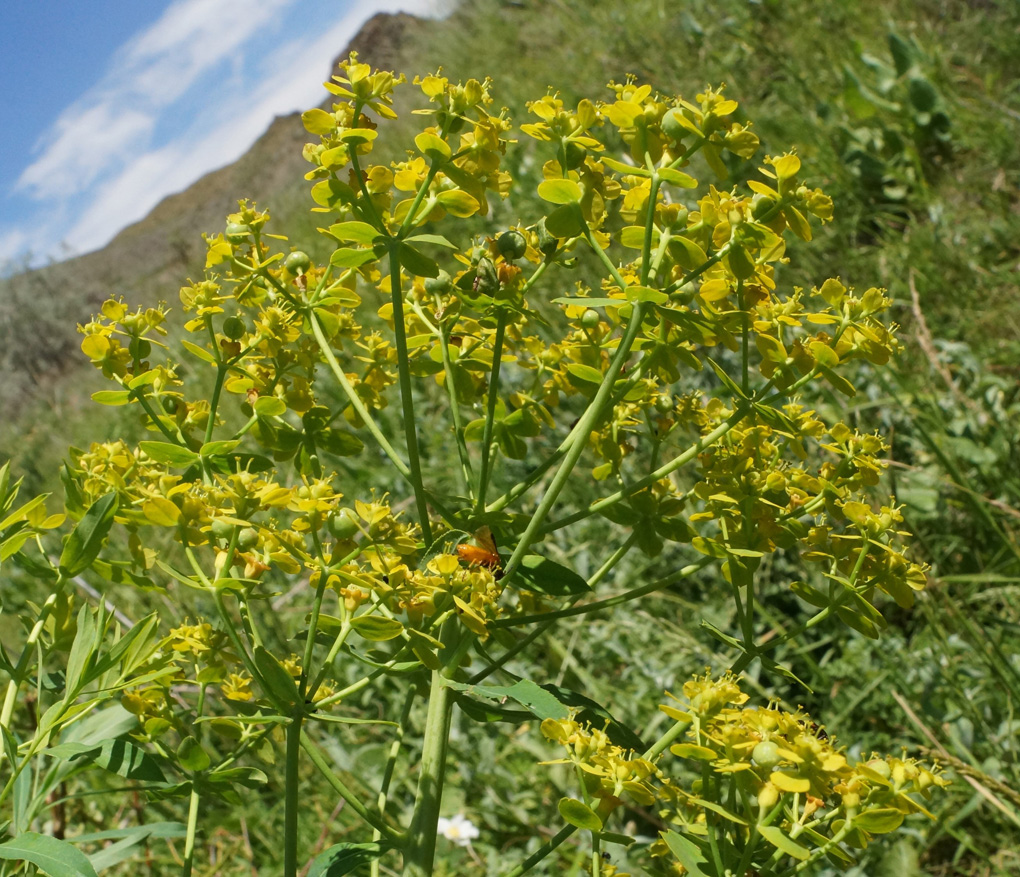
[437,813,480,847]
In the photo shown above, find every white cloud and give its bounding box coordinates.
[8,0,442,262]
[15,0,295,201]
[64,0,439,254]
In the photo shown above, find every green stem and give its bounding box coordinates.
[299,730,401,840]
[501,245,645,584]
[388,243,431,543]
[0,584,63,773]
[500,825,576,877]
[283,713,304,877]
[491,557,711,629]
[538,409,748,534]
[475,311,508,513]
[404,670,453,877]
[181,785,201,877]
[371,686,418,877]
[469,534,638,684]
[436,312,475,497]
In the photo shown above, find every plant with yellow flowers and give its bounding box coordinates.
[0,54,944,877]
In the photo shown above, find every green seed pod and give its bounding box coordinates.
[580,308,601,329]
[752,740,782,769]
[222,316,245,340]
[654,394,673,414]
[473,257,499,295]
[284,251,311,275]
[496,230,528,261]
[661,108,687,141]
[424,270,453,295]
[536,218,559,256]
[327,508,360,540]
[237,527,259,551]
[210,519,235,541]
[224,222,250,243]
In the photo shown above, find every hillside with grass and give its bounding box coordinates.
[1,1,1019,875]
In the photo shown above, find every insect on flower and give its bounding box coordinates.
[456,526,503,577]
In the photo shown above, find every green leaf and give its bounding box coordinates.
[453,693,532,724]
[59,493,118,578]
[758,825,811,860]
[177,736,211,773]
[327,221,383,244]
[398,243,440,278]
[405,233,458,249]
[538,178,583,204]
[91,390,132,406]
[254,646,301,707]
[0,832,99,877]
[565,363,604,385]
[853,807,905,834]
[254,396,287,417]
[445,679,569,720]
[317,429,364,457]
[558,797,602,831]
[307,843,390,877]
[658,167,698,188]
[138,442,199,467]
[58,739,166,782]
[660,830,709,876]
[349,616,404,642]
[544,204,584,237]
[626,285,668,304]
[180,338,217,364]
[436,189,480,217]
[512,554,592,596]
[330,248,381,269]
[311,179,355,210]
[200,439,241,458]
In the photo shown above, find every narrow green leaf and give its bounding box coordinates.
[758,824,811,859]
[138,442,199,467]
[254,646,301,707]
[660,830,709,876]
[59,493,118,578]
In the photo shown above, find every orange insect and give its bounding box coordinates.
[456,526,503,575]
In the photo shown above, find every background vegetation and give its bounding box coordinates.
[1,0,1018,873]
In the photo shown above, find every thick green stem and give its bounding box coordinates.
[283,713,304,877]
[475,312,508,513]
[181,785,201,877]
[502,289,646,583]
[389,243,431,542]
[404,671,453,877]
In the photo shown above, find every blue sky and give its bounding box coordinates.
[0,0,438,269]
